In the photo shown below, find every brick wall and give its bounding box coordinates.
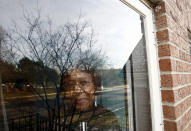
[153,0,191,130]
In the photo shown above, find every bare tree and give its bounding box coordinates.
[0,26,15,63]
[7,9,107,130]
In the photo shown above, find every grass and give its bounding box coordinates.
[2,88,58,101]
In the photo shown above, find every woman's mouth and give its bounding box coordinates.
[76,98,89,104]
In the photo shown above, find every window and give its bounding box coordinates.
[0,0,163,130]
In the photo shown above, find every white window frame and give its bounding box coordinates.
[120,0,164,131]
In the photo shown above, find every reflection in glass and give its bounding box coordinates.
[0,0,151,130]
[61,69,121,130]
[125,31,152,130]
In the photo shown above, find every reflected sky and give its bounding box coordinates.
[0,0,142,68]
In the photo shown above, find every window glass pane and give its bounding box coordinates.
[0,0,151,130]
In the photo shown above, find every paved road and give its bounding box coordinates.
[2,85,127,100]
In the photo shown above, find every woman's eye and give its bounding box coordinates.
[81,81,90,86]
[81,82,86,86]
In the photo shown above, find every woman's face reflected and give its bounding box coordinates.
[63,70,95,111]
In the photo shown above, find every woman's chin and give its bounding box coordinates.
[76,98,92,111]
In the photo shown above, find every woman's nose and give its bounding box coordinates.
[75,83,83,92]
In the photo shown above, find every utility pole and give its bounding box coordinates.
[0,30,9,131]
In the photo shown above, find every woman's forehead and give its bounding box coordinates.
[69,71,92,80]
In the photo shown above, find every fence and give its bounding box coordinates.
[0,112,61,131]
[0,110,126,131]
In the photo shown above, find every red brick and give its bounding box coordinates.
[170,32,189,52]
[176,61,191,72]
[175,85,191,101]
[159,59,191,72]
[155,15,167,29]
[184,121,191,131]
[163,96,191,119]
[161,74,173,87]
[167,17,188,42]
[159,59,176,71]
[161,74,182,87]
[158,44,170,57]
[176,108,191,130]
[164,108,191,131]
[179,50,191,62]
[164,120,177,131]
[159,59,171,71]
[158,44,178,58]
[170,45,179,58]
[157,29,170,42]
[163,105,176,119]
[162,90,175,102]
[154,0,191,130]
[162,85,191,103]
